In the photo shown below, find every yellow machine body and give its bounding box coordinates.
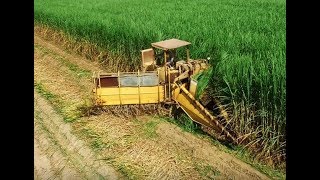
[93,71,165,105]
[95,86,164,105]
[92,39,237,143]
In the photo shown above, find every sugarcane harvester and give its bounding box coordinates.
[92,39,237,143]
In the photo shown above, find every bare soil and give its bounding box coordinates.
[34,29,271,180]
[34,91,120,179]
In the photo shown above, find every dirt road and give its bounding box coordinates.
[34,91,120,179]
[34,27,271,180]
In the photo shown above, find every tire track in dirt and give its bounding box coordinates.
[34,91,119,179]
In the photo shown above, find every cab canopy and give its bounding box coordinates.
[151,39,191,50]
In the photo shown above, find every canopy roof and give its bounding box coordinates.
[151,39,191,50]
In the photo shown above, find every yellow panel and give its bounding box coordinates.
[120,87,139,94]
[172,84,237,143]
[176,93,212,127]
[172,83,221,132]
[95,86,164,105]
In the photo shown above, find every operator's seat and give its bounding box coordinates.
[141,48,156,72]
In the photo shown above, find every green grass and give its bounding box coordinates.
[34,0,286,168]
[178,114,201,133]
[34,82,57,102]
[80,128,106,151]
[162,109,203,135]
[35,82,80,123]
[142,120,160,139]
[194,162,221,179]
[204,133,285,179]
[220,143,285,180]
[192,68,213,100]
[115,163,139,180]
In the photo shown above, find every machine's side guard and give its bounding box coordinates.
[93,71,164,105]
[172,83,237,143]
